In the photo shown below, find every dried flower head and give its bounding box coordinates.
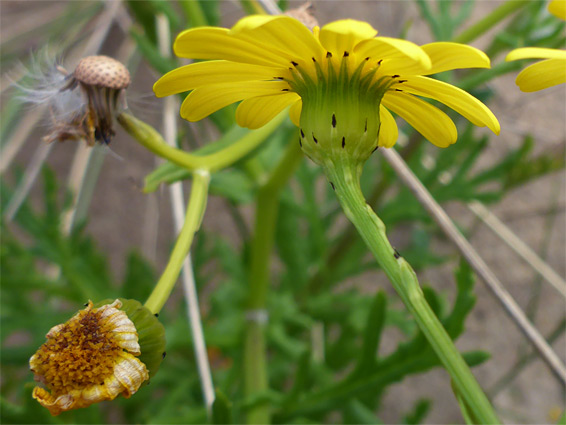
[29,300,149,416]
[15,54,130,146]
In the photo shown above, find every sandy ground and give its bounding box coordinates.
[1,1,565,423]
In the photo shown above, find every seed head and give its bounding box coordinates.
[284,2,318,30]
[73,55,130,90]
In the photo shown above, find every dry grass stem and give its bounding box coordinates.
[156,13,215,413]
[468,200,566,298]
[381,147,566,386]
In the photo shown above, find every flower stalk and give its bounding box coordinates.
[144,169,210,314]
[117,112,286,173]
[323,157,499,425]
[244,136,303,424]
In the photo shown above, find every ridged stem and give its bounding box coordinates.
[322,157,500,425]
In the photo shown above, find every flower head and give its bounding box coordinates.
[29,300,149,416]
[549,0,566,20]
[16,55,130,145]
[505,1,566,92]
[154,16,499,165]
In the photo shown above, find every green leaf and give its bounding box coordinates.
[353,291,387,376]
[403,399,432,425]
[121,250,156,302]
[212,389,233,424]
[209,170,256,204]
[344,398,383,424]
[444,259,476,339]
[130,29,178,75]
[275,197,311,291]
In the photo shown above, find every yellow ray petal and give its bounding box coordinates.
[506,47,566,61]
[289,99,302,127]
[231,15,324,63]
[355,37,432,75]
[319,19,377,56]
[421,42,490,74]
[515,58,566,92]
[549,0,566,20]
[400,76,500,134]
[180,81,288,121]
[153,61,284,97]
[378,105,399,148]
[236,92,300,129]
[174,27,290,67]
[383,92,457,148]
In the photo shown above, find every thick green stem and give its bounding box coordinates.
[453,0,528,44]
[323,158,499,425]
[144,170,210,314]
[244,139,303,424]
[118,112,285,173]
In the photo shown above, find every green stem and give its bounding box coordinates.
[323,158,499,425]
[118,112,285,173]
[179,0,208,27]
[144,170,210,314]
[453,0,528,44]
[244,138,303,424]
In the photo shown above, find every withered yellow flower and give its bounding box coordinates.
[29,300,149,416]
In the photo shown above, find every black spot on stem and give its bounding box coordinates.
[341,137,345,148]
[332,114,337,128]
[393,249,401,259]
[330,182,335,191]
[312,133,318,144]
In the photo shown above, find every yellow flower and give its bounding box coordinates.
[506,48,566,92]
[154,16,499,163]
[29,300,149,416]
[549,0,566,20]
[505,0,566,92]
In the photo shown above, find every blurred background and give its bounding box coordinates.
[1,1,564,424]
